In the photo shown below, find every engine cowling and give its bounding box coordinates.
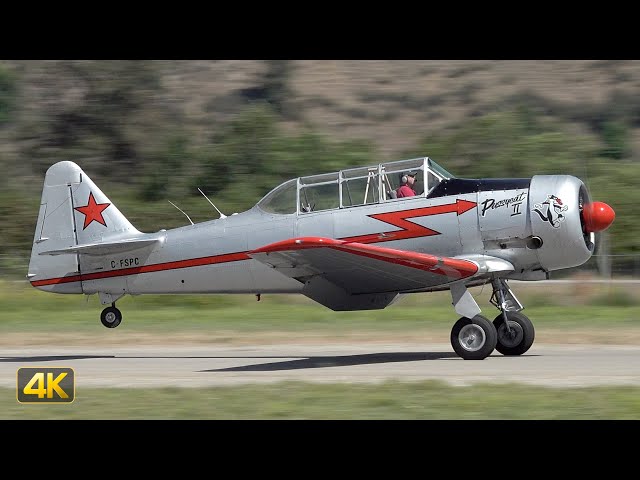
[529,175,614,272]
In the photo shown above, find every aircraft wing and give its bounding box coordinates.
[249,237,513,310]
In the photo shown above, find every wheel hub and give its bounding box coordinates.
[458,324,486,352]
[498,321,524,348]
[105,312,116,323]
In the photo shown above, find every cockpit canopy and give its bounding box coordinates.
[257,156,455,215]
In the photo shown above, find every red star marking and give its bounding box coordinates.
[74,192,110,230]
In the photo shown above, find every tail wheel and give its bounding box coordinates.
[450,315,497,360]
[493,311,535,356]
[101,306,122,328]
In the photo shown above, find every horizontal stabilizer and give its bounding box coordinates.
[39,237,160,256]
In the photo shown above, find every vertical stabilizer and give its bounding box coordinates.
[27,161,141,293]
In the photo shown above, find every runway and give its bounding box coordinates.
[3,342,640,389]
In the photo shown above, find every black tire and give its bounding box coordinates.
[450,315,497,360]
[493,311,535,356]
[100,306,122,328]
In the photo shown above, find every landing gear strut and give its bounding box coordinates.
[100,303,122,328]
[490,279,535,356]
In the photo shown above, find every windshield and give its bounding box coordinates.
[257,178,297,214]
[428,157,455,179]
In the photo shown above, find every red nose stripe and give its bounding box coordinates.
[583,202,615,232]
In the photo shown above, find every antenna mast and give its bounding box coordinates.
[198,188,227,219]
[168,200,194,225]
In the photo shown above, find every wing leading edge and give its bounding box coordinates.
[249,237,503,311]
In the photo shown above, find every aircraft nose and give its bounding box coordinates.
[582,202,615,232]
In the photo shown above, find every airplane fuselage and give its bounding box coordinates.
[29,159,599,302]
[75,181,541,296]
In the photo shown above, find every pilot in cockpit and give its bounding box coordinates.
[396,171,417,198]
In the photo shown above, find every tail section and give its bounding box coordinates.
[28,161,141,293]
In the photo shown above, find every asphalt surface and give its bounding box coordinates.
[2,343,640,388]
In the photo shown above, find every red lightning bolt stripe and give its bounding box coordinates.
[341,199,477,244]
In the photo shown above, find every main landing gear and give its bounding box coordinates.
[449,278,535,360]
[451,315,497,360]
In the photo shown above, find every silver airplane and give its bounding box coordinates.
[27,156,616,360]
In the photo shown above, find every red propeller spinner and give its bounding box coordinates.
[582,202,615,233]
